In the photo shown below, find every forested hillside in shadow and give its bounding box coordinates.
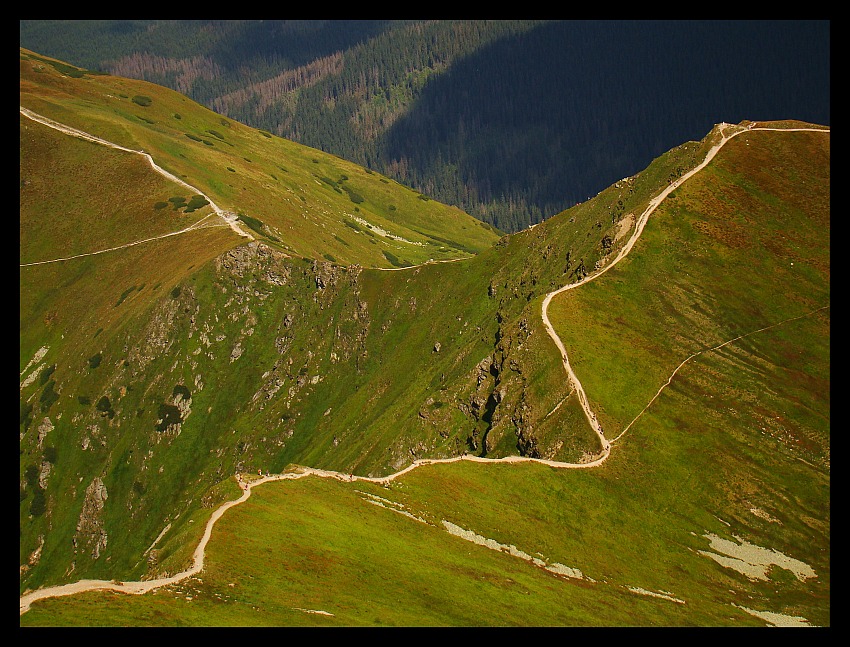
[20,20,830,232]
[378,20,831,230]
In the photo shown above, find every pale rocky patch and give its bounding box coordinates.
[75,478,109,560]
[749,507,781,524]
[21,346,49,378]
[442,520,589,581]
[733,603,813,627]
[626,586,685,604]
[696,532,816,582]
[36,417,53,448]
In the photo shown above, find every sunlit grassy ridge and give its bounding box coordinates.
[548,127,829,455]
[19,115,218,265]
[20,47,828,626]
[19,47,500,268]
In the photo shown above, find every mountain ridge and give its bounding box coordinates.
[20,47,829,626]
[19,19,830,232]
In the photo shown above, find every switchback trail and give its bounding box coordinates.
[20,122,830,616]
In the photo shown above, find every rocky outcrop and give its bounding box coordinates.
[36,416,53,448]
[20,534,45,576]
[37,460,52,490]
[75,477,108,560]
[512,391,540,458]
[216,241,290,284]
[312,259,342,292]
[127,290,181,374]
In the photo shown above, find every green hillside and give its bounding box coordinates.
[20,48,500,270]
[20,47,828,626]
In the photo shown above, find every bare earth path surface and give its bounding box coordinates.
[19,120,829,616]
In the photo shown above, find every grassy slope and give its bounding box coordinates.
[545,124,830,625]
[19,48,500,269]
[19,46,603,597]
[20,49,828,626]
[20,48,499,595]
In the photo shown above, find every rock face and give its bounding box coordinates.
[216,241,292,285]
[75,477,108,560]
[37,460,52,490]
[36,417,53,448]
[127,290,181,374]
[230,341,243,362]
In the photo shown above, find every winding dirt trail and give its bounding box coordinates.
[19,457,601,614]
[19,121,830,616]
[19,105,253,268]
[542,122,829,449]
[539,122,746,456]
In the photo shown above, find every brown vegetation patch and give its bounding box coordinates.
[691,219,751,250]
[213,53,344,116]
[760,232,829,279]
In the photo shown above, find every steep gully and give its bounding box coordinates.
[19,109,829,614]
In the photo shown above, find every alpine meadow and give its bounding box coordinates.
[19,31,829,628]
